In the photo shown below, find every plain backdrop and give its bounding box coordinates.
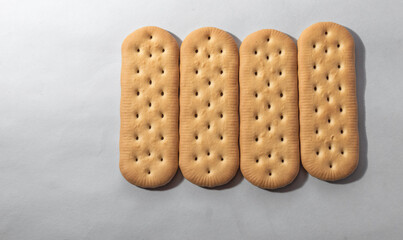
[1,0,403,239]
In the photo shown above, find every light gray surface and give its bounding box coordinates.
[1,0,402,239]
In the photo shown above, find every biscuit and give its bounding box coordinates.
[120,26,179,188]
[298,22,359,181]
[240,29,300,189]
[179,27,239,187]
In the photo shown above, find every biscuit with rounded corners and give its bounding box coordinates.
[120,26,179,188]
[240,29,300,189]
[179,27,239,187]
[298,22,359,181]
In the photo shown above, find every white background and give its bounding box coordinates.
[1,0,403,239]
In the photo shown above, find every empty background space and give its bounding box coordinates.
[0,0,402,239]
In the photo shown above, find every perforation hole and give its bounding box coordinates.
[195,49,198,53]
[207,151,210,156]
[220,156,224,161]
[220,113,223,118]
[254,71,258,76]
[195,135,198,140]
[268,154,272,158]
[161,91,164,96]
[208,36,211,40]
[340,129,344,134]
[266,55,269,60]
[208,54,211,59]
[329,164,333,168]
[149,54,152,58]
[150,35,153,39]
[160,157,163,162]
[161,136,164,141]
[161,69,165,74]
[194,113,198,118]
[313,65,316,69]
[316,151,319,155]
[327,96,330,102]
[267,103,271,109]
[314,86,317,91]
[338,64,341,69]
[315,129,319,134]
[137,69,140,73]
[207,124,210,129]
[136,113,139,118]
[194,156,198,161]
[325,49,328,53]
[267,81,270,87]
[339,86,342,91]
[279,71,282,76]
[148,102,152,107]
[136,91,140,96]
[255,115,259,120]
[280,115,284,120]
[161,113,164,118]
[148,152,151,156]
[268,126,271,131]
[315,108,318,113]
[148,124,151,130]
[269,172,272,176]
[340,107,343,112]
[254,50,258,55]
[279,50,282,55]
[208,80,211,86]
[255,137,258,142]
[149,79,152,85]
[281,159,284,163]
[326,75,329,80]
[162,49,165,53]
[135,136,139,140]
[325,31,328,35]
[220,91,223,97]
[341,150,344,155]
[281,137,284,142]
[135,157,138,162]
[195,70,198,74]
[328,145,332,150]
[220,70,223,75]
[267,38,270,42]
[313,44,316,48]
[195,91,198,96]
[148,170,151,175]
[220,49,223,53]
[207,170,211,174]
[280,92,283,98]
[220,135,223,140]
[328,118,331,123]
[207,102,210,107]
[255,92,258,98]
[337,44,340,48]
[256,159,259,163]
[137,48,140,52]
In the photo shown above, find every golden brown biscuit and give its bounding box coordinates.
[179,27,239,187]
[120,26,179,188]
[240,29,300,189]
[298,22,359,181]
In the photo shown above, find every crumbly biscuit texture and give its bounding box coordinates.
[298,22,359,181]
[240,29,300,189]
[179,27,239,187]
[120,26,179,188]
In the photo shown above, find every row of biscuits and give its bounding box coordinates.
[120,22,359,189]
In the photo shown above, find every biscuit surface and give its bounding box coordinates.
[120,26,179,188]
[179,27,239,187]
[298,22,359,181]
[240,29,300,189]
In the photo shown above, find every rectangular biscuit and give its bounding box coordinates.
[179,27,239,187]
[120,26,179,188]
[240,29,300,189]
[298,22,359,181]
